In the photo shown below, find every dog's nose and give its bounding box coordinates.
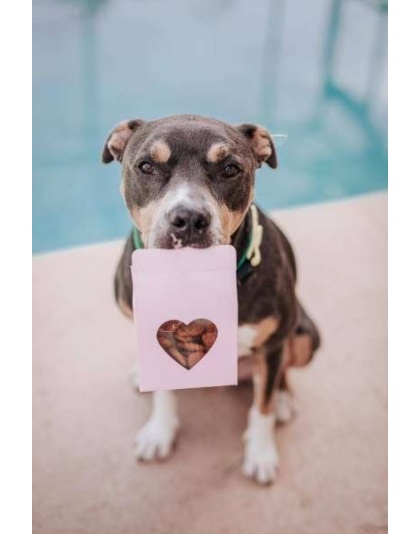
[168,207,210,234]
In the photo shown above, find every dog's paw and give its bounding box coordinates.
[135,416,179,461]
[243,436,279,485]
[275,390,295,424]
[242,408,279,485]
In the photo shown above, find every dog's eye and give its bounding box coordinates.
[222,164,240,178]
[139,161,155,175]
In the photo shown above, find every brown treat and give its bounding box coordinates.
[203,322,217,334]
[183,321,207,337]
[158,320,183,333]
[157,319,218,369]
[187,350,205,369]
[202,330,217,350]
[157,332,189,367]
[157,332,173,350]
[174,327,195,343]
[177,340,204,353]
[167,345,189,368]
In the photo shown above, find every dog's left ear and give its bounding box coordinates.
[236,124,277,169]
[102,119,144,164]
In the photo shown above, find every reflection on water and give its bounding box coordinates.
[33,0,387,253]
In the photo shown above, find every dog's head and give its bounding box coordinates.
[102,115,277,248]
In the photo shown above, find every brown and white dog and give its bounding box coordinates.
[102,114,320,485]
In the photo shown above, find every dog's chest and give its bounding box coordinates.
[237,316,279,358]
[237,325,257,357]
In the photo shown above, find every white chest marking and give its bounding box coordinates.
[237,325,257,358]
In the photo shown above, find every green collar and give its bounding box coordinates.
[132,225,144,250]
[132,204,263,276]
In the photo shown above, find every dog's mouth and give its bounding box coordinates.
[137,198,230,249]
[154,232,219,250]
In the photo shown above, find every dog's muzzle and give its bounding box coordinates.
[166,206,212,248]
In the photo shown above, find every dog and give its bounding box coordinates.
[102,114,320,485]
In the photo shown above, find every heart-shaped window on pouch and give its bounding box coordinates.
[157,319,218,370]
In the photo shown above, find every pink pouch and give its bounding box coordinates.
[131,245,238,392]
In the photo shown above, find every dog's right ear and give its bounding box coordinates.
[236,123,277,168]
[101,119,144,164]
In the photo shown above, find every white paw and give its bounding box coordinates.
[243,439,279,485]
[275,390,295,424]
[135,415,179,461]
[242,408,279,485]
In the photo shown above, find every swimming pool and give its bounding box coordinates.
[33,0,387,253]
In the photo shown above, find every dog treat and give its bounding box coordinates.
[159,320,183,333]
[156,332,173,350]
[157,332,188,367]
[174,323,205,341]
[168,346,190,368]
[185,320,208,337]
[156,319,218,370]
[187,350,206,368]
[176,340,204,353]
[202,330,217,350]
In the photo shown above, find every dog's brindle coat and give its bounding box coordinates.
[102,114,320,485]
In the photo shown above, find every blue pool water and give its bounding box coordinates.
[33,0,387,253]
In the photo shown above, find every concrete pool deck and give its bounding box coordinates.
[33,192,387,534]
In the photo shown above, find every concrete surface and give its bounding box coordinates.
[33,192,388,533]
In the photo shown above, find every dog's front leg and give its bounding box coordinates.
[135,390,179,461]
[243,347,282,485]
